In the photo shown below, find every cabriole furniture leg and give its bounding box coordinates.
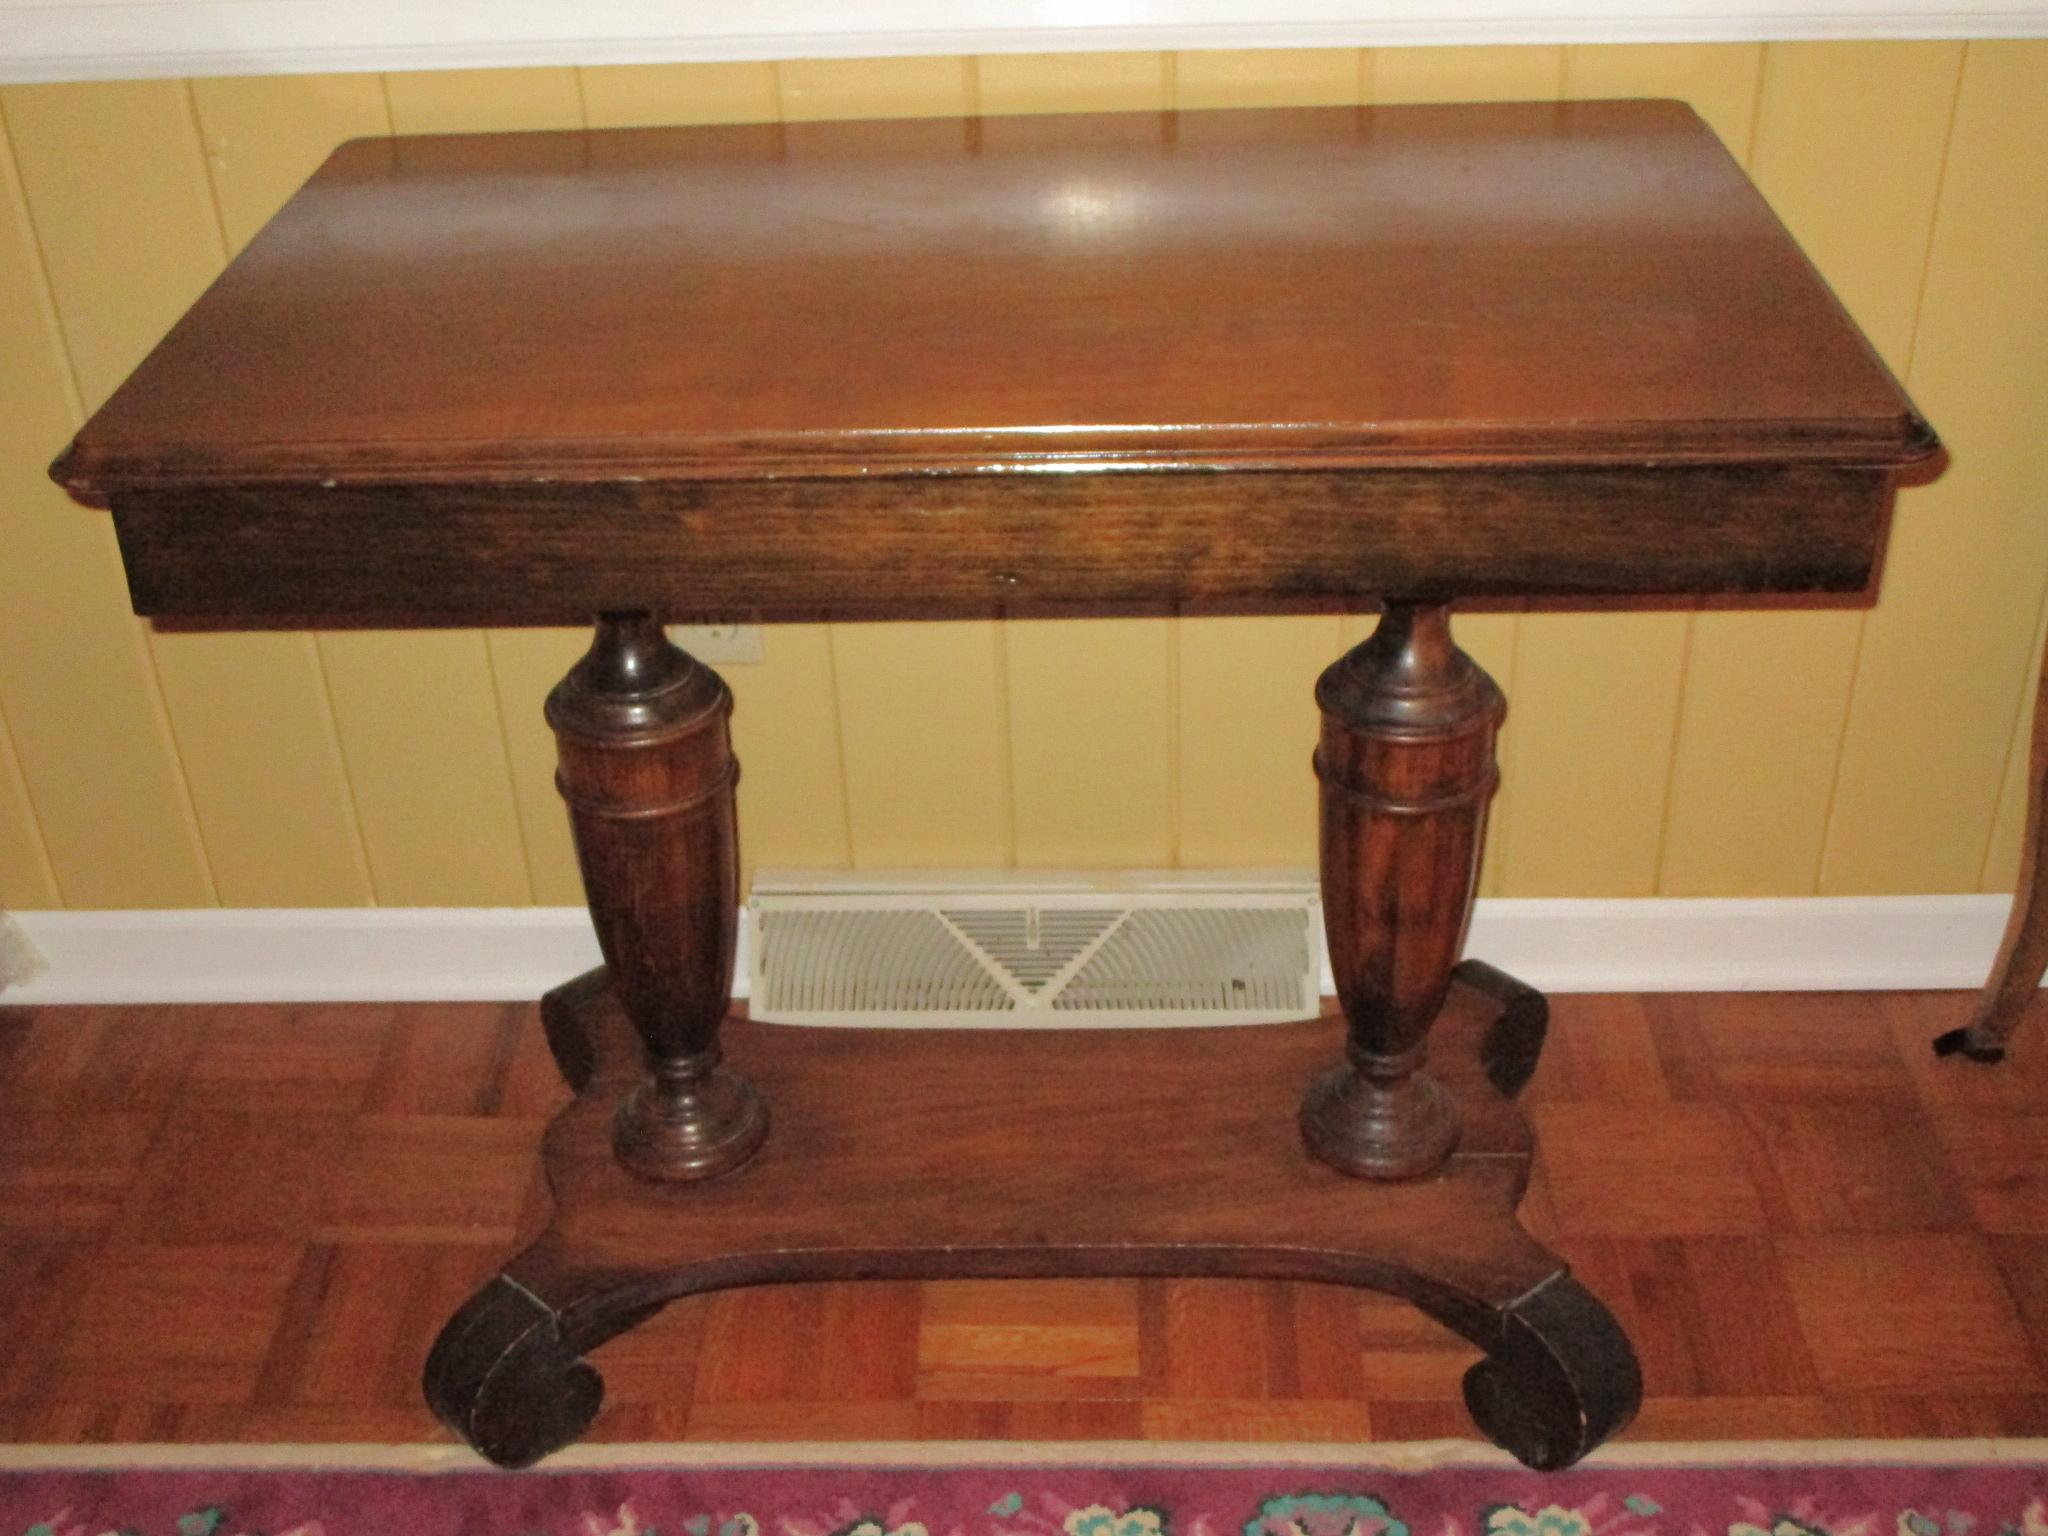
[1937,657,2048,1064]
[543,611,765,1182]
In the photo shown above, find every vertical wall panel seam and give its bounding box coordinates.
[300,89,391,902]
[1654,42,1768,895]
[1166,615,1184,869]
[0,105,67,907]
[458,59,599,904]
[178,80,232,258]
[0,89,220,905]
[1743,42,1772,162]
[1893,41,1969,390]
[479,637,541,905]
[961,57,983,116]
[1650,609,1700,895]
[0,689,66,906]
[1358,48,1377,103]
[992,621,1019,868]
[158,79,244,904]
[305,634,378,901]
[185,78,378,905]
[822,626,857,871]
[1813,39,1969,895]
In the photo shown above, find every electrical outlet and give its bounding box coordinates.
[667,623,764,665]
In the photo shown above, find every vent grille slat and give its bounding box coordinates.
[749,882,1320,1028]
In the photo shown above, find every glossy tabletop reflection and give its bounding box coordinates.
[56,100,1930,499]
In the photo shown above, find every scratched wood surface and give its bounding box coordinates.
[1,989,2044,1446]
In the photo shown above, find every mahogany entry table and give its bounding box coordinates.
[55,101,1938,1470]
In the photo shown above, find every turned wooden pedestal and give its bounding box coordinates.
[422,603,1642,1470]
[52,101,1937,1481]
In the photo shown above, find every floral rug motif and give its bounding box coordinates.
[0,1442,2041,1536]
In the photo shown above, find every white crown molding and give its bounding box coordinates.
[1,1,2043,87]
[0,893,2014,1007]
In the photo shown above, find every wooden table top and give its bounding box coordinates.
[55,99,1932,505]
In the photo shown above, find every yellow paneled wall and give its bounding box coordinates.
[2,43,2045,910]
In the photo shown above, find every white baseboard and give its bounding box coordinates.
[0,893,2016,1006]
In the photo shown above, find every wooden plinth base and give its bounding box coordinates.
[425,961,1640,1470]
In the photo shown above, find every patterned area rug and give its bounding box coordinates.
[1,1441,2042,1536]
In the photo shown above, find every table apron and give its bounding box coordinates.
[109,463,1895,625]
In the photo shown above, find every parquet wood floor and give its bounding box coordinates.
[1,990,2044,1446]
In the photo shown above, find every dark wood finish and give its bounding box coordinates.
[43,101,1942,1471]
[1303,602,1503,1178]
[53,103,1930,506]
[547,615,764,1182]
[57,104,1931,626]
[1936,656,2048,1064]
[107,466,1899,626]
[422,961,1639,1469]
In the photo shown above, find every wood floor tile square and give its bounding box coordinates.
[0,1110,159,1233]
[492,1009,578,1118]
[921,1279,1139,1328]
[1777,1232,2043,1394]
[918,1323,1141,1399]
[1992,1235,2048,1368]
[1524,995,1671,1104]
[1648,992,1918,1102]
[1931,1111,2048,1234]
[1824,1393,2048,1437]
[1533,1102,1769,1236]
[182,1004,395,1113]
[0,1242,92,1402]
[363,1004,528,1116]
[1144,1279,1297,1398]
[314,1115,543,1244]
[116,1111,350,1245]
[694,1283,920,1403]
[255,1243,499,1408]
[586,1295,712,1407]
[1286,1284,1369,1399]
[1351,1291,1480,1399]
[1562,1235,1820,1397]
[58,1244,303,1402]
[0,1006,207,1113]
[1741,1101,1968,1233]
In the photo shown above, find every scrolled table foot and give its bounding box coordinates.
[1461,1273,1643,1471]
[424,1276,606,1469]
[1457,958,1549,1099]
[539,967,609,1094]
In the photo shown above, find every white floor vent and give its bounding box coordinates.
[747,872,1322,1027]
